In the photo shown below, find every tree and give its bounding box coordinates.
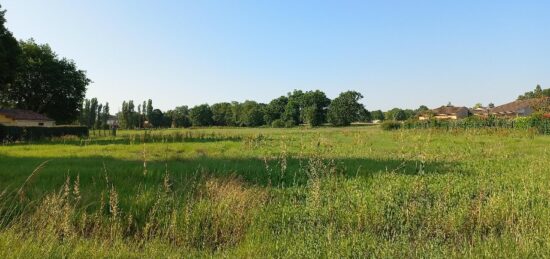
[146,99,153,121]
[384,108,410,121]
[240,100,265,127]
[148,109,164,127]
[281,90,304,125]
[473,103,483,109]
[518,85,550,100]
[394,109,407,121]
[488,103,495,109]
[89,98,98,128]
[95,103,103,129]
[301,90,330,127]
[371,110,385,121]
[358,107,372,122]
[102,102,110,129]
[189,104,213,126]
[327,91,365,126]
[165,106,191,128]
[415,105,429,115]
[263,96,288,125]
[211,102,234,126]
[3,40,90,123]
[0,5,21,104]
[79,99,91,126]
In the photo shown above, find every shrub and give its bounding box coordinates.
[271,119,285,128]
[284,120,296,128]
[0,125,88,142]
[381,121,402,131]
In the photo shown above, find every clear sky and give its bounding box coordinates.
[3,0,549,111]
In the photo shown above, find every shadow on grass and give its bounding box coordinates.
[3,136,244,146]
[0,154,461,193]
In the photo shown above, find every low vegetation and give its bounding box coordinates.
[1,127,550,257]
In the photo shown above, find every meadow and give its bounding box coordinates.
[1,126,550,257]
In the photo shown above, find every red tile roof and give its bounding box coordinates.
[0,108,54,121]
[490,97,550,114]
[432,106,469,115]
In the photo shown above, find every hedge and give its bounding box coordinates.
[0,125,89,142]
[402,115,550,135]
[381,121,402,131]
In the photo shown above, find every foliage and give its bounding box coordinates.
[189,104,213,126]
[380,121,402,131]
[0,125,88,141]
[358,107,372,122]
[263,96,288,126]
[3,40,90,124]
[281,90,304,126]
[165,106,191,128]
[371,110,385,121]
[271,119,286,128]
[327,91,365,126]
[239,101,265,127]
[402,115,550,134]
[0,5,21,103]
[148,109,164,127]
[211,102,235,126]
[300,90,331,127]
[518,84,550,100]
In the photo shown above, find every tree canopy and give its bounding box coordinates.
[3,40,90,123]
[189,104,213,126]
[327,91,365,126]
[518,85,550,100]
[0,5,21,106]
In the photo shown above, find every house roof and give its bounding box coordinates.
[431,106,469,115]
[0,108,54,121]
[490,97,550,114]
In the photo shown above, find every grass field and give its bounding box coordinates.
[1,126,550,257]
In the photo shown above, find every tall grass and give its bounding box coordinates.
[0,127,549,257]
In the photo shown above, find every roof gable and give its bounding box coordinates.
[0,108,54,121]
[431,106,469,115]
[490,97,550,114]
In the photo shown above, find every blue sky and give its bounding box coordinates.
[3,1,549,111]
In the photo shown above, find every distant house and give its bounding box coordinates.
[419,105,470,120]
[471,107,490,117]
[106,115,119,127]
[0,108,55,127]
[489,97,550,117]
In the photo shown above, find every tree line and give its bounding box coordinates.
[518,85,550,101]
[96,91,438,130]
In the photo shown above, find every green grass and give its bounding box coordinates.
[1,126,550,257]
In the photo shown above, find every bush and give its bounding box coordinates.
[0,125,89,142]
[381,121,402,131]
[271,119,285,128]
[284,120,296,128]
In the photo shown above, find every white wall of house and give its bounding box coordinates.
[0,120,55,127]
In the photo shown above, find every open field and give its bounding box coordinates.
[1,126,550,257]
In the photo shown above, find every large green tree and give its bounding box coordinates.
[240,101,265,127]
[371,110,385,121]
[189,104,213,126]
[281,90,304,125]
[211,102,234,126]
[300,90,330,127]
[3,40,90,123]
[148,109,164,127]
[0,5,21,103]
[263,96,288,125]
[165,106,191,128]
[327,91,365,126]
